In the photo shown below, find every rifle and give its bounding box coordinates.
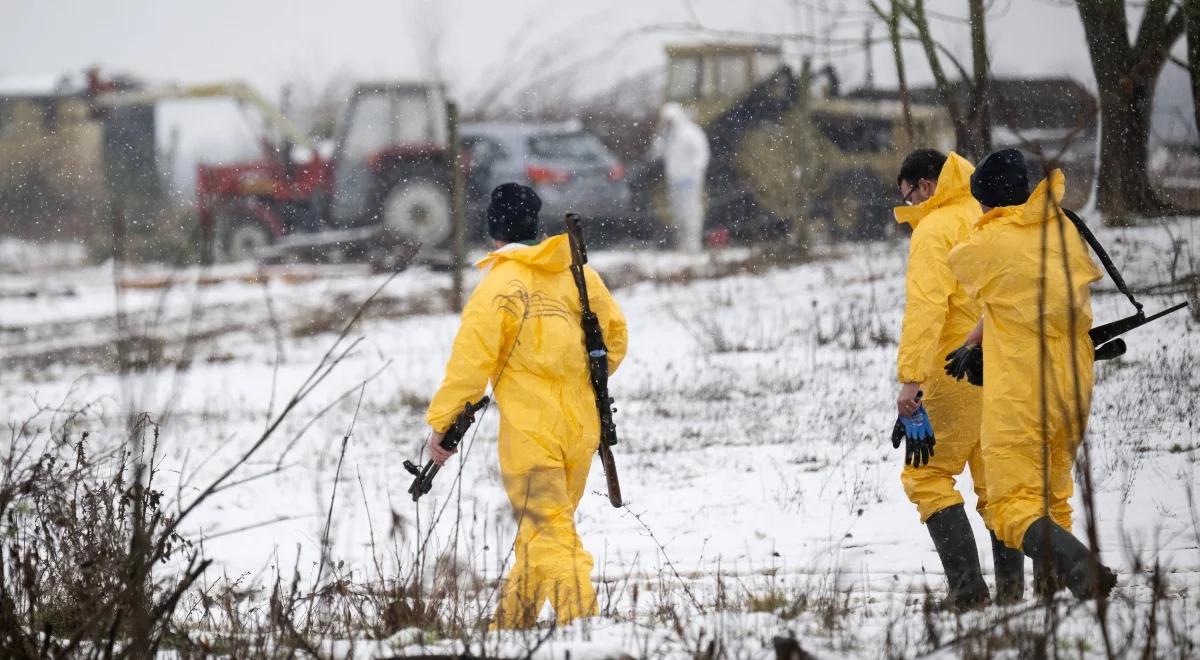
[403,396,489,502]
[564,213,623,508]
[1062,209,1190,360]
[1088,301,1189,355]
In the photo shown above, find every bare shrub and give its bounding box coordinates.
[0,415,204,656]
[671,301,793,356]
[814,301,893,350]
[291,292,446,338]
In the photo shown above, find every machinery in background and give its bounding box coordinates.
[89,72,456,268]
[633,43,953,244]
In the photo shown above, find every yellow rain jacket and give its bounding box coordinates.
[948,171,1102,550]
[426,234,628,628]
[893,152,987,523]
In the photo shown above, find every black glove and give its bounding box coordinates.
[944,344,983,386]
[891,393,936,467]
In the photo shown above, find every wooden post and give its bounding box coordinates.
[448,100,466,312]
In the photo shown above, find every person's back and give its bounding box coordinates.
[958,173,1099,346]
[425,183,628,628]
[950,168,1101,450]
[428,237,625,426]
[656,103,710,252]
[948,151,1113,601]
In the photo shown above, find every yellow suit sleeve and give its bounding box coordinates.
[947,229,994,301]
[586,267,628,375]
[425,276,511,432]
[896,219,960,384]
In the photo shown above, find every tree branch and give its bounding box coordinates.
[1135,0,1184,55]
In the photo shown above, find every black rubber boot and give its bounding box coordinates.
[926,504,991,609]
[990,530,1025,604]
[1021,518,1117,601]
[1032,557,1065,599]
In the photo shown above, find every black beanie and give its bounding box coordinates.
[971,148,1030,208]
[487,183,541,242]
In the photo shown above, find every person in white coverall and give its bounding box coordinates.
[655,103,710,252]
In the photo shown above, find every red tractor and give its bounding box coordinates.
[92,75,455,266]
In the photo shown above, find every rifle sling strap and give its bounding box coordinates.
[1062,208,1143,314]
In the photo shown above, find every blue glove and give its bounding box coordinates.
[891,395,936,467]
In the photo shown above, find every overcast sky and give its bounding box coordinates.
[0,0,1145,97]
[2,0,1191,171]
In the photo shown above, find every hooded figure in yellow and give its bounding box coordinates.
[893,149,1024,607]
[424,183,628,628]
[948,149,1115,600]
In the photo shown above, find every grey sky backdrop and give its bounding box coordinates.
[1,0,1174,98]
[1,0,1192,194]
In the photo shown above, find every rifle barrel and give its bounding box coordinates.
[1089,302,1188,346]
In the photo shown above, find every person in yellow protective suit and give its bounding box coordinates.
[947,149,1116,600]
[425,183,628,628]
[893,149,1025,607]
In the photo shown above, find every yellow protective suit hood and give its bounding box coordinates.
[894,151,977,230]
[426,233,628,628]
[948,170,1103,549]
[474,234,573,273]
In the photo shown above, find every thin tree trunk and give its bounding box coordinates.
[967,0,992,159]
[907,0,968,149]
[1187,0,1200,149]
[888,1,914,138]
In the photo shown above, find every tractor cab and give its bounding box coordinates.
[88,70,457,265]
[328,84,450,244]
[202,82,453,264]
[665,43,785,124]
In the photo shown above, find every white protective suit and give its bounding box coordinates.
[656,103,710,252]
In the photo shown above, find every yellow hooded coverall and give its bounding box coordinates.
[426,234,628,628]
[947,171,1102,550]
[894,152,987,523]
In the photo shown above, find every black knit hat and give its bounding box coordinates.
[970,149,1030,208]
[487,183,541,242]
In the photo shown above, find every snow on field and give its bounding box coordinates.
[1,218,1198,658]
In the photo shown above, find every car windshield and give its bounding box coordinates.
[528,132,607,163]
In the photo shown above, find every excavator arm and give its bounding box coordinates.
[90,78,312,150]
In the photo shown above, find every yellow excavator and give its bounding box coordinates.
[642,43,953,242]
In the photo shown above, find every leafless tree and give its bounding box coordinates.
[870,0,992,159]
[282,68,354,141]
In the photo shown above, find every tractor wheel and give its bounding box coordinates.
[213,212,272,263]
[381,180,451,250]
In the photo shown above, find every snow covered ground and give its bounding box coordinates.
[1,218,1198,658]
